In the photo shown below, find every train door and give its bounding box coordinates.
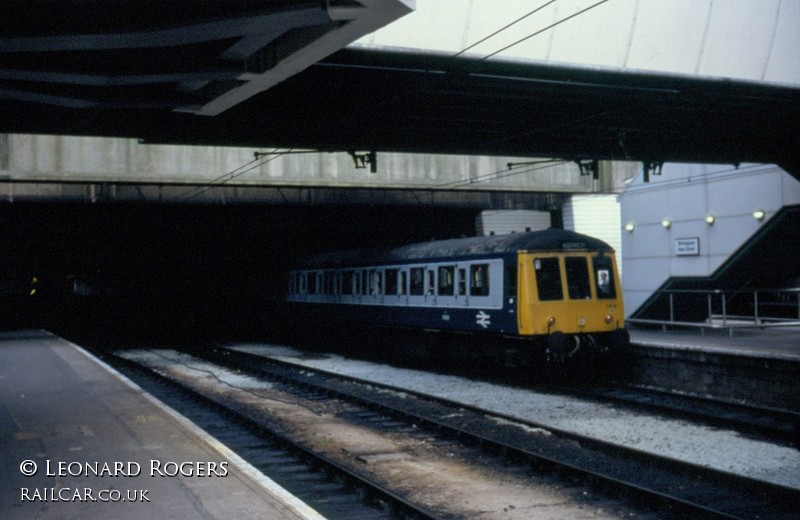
[563,255,595,332]
[517,253,568,335]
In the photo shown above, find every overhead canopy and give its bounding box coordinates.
[1,0,798,175]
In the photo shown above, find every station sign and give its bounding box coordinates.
[675,237,700,256]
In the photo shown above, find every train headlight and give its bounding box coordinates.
[604,314,613,324]
[547,316,556,326]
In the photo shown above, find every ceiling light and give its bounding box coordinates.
[624,222,635,233]
[753,209,765,221]
[705,214,715,225]
[661,219,671,229]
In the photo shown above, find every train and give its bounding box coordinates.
[285,228,629,363]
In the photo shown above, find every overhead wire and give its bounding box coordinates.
[479,0,613,62]
[171,148,288,202]
[175,0,614,198]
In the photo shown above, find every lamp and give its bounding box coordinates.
[705,214,715,225]
[752,209,765,221]
[661,219,672,229]
[624,222,635,233]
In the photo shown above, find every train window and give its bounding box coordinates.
[385,269,398,295]
[342,271,353,295]
[426,270,435,296]
[534,258,563,301]
[362,270,369,295]
[354,272,361,295]
[470,264,490,296]
[410,268,424,295]
[399,271,408,295]
[438,266,455,296]
[458,268,467,296]
[593,255,616,299]
[565,257,591,300]
[308,272,318,295]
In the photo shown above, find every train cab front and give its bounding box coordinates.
[516,249,629,362]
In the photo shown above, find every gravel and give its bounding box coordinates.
[227,342,800,490]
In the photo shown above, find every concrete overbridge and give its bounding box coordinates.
[1,133,633,209]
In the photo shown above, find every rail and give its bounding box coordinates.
[627,287,800,336]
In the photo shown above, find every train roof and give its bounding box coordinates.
[297,229,614,269]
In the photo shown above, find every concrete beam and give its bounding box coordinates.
[1,134,601,198]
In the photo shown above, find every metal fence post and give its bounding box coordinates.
[754,290,759,324]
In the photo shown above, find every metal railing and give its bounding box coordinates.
[627,287,800,336]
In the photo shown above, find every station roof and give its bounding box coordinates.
[1,1,799,175]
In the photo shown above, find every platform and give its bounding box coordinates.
[0,330,324,520]
[629,327,800,361]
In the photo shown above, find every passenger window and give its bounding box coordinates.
[342,271,353,295]
[385,269,398,295]
[399,271,408,295]
[565,257,591,300]
[534,258,563,301]
[308,272,318,295]
[438,266,455,296]
[593,255,616,299]
[470,264,490,296]
[364,269,375,295]
[368,270,381,295]
[426,270,435,296]
[457,268,467,296]
[410,268,424,295]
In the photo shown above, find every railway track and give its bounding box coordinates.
[105,352,445,520]
[195,344,799,520]
[567,382,800,448]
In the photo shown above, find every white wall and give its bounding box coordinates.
[476,209,551,236]
[619,163,800,316]
[563,194,622,275]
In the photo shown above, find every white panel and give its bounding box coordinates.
[625,0,710,74]
[546,0,636,67]
[564,194,622,270]
[697,0,781,80]
[477,209,550,236]
[764,0,800,83]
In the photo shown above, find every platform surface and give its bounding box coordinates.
[0,330,323,520]
[629,326,800,361]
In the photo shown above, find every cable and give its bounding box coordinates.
[453,1,557,59]
[171,148,287,202]
[480,0,613,62]
[392,159,575,206]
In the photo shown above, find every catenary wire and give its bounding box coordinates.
[176,1,613,197]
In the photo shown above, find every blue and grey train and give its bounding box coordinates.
[286,228,629,362]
